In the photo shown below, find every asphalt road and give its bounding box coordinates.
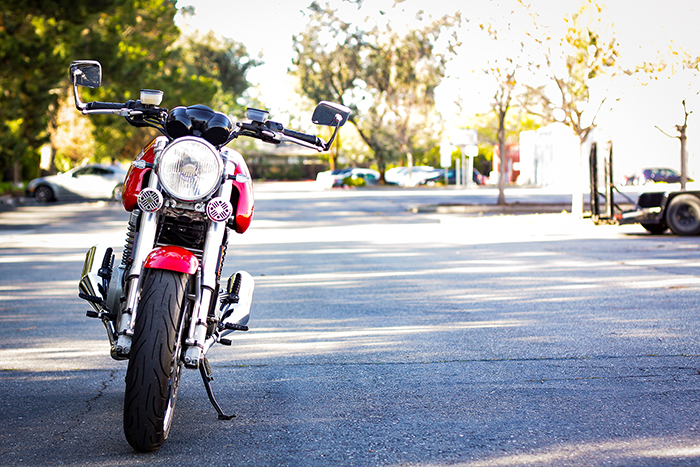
[1,183,700,466]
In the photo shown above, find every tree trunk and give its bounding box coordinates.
[497,110,507,206]
[680,126,687,190]
[571,143,584,219]
[12,161,21,184]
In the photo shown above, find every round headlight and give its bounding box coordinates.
[158,136,223,202]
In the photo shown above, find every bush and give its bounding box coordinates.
[0,182,25,197]
[342,176,366,187]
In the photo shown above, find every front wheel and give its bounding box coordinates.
[666,194,700,236]
[34,185,55,203]
[112,184,123,202]
[124,269,190,452]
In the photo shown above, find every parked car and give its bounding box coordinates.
[624,168,692,186]
[423,168,486,186]
[27,164,127,202]
[385,166,439,187]
[316,167,379,188]
[316,168,350,189]
[337,168,379,187]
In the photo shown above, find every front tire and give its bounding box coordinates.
[124,269,190,452]
[666,194,700,236]
[112,184,123,202]
[34,185,55,203]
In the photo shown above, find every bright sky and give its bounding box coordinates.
[175,0,700,174]
[175,0,699,107]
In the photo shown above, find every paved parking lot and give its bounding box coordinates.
[1,184,699,466]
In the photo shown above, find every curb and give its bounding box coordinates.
[411,203,573,215]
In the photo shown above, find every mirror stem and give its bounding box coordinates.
[72,80,87,112]
[324,121,342,151]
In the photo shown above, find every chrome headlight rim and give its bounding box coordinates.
[157,136,224,203]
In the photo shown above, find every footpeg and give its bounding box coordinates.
[223,322,248,332]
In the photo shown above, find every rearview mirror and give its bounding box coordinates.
[312,101,350,127]
[70,60,102,88]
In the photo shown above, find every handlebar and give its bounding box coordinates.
[81,99,329,151]
[85,101,126,111]
[282,128,323,147]
[80,100,165,123]
[235,121,327,151]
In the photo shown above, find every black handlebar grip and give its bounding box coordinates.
[86,101,125,110]
[282,128,322,147]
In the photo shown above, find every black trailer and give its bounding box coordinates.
[618,190,700,235]
[588,141,700,235]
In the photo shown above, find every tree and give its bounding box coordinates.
[655,100,692,190]
[0,0,121,182]
[80,4,259,161]
[291,2,459,179]
[1,1,258,178]
[478,19,525,205]
[642,51,700,190]
[521,0,619,217]
[466,108,542,180]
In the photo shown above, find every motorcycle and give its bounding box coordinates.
[72,60,350,452]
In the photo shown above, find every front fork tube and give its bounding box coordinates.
[183,180,233,368]
[114,175,161,357]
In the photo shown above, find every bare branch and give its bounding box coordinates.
[655,125,678,139]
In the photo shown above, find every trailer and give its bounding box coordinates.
[588,142,700,235]
[618,189,700,235]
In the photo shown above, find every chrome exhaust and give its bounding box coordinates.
[79,245,126,359]
[79,245,113,315]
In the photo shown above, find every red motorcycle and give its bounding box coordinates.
[73,60,350,452]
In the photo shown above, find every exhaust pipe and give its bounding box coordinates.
[79,245,125,359]
[219,270,254,338]
[79,245,113,315]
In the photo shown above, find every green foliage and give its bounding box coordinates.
[0,181,25,197]
[0,0,121,181]
[253,163,305,181]
[342,175,366,187]
[523,0,619,142]
[291,2,460,176]
[467,110,543,147]
[0,0,258,180]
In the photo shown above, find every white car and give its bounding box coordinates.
[385,166,438,187]
[27,164,127,202]
[316,168,379,188]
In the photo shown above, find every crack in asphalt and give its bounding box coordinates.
[54,369,118,440]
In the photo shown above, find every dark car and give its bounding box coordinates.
[624,168,691,186]
[336,168,379,187]
[423,168,486,186]
[316,168,380,188]
[27,163,127,202]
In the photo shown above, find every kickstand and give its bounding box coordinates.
[199,356,236,420]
